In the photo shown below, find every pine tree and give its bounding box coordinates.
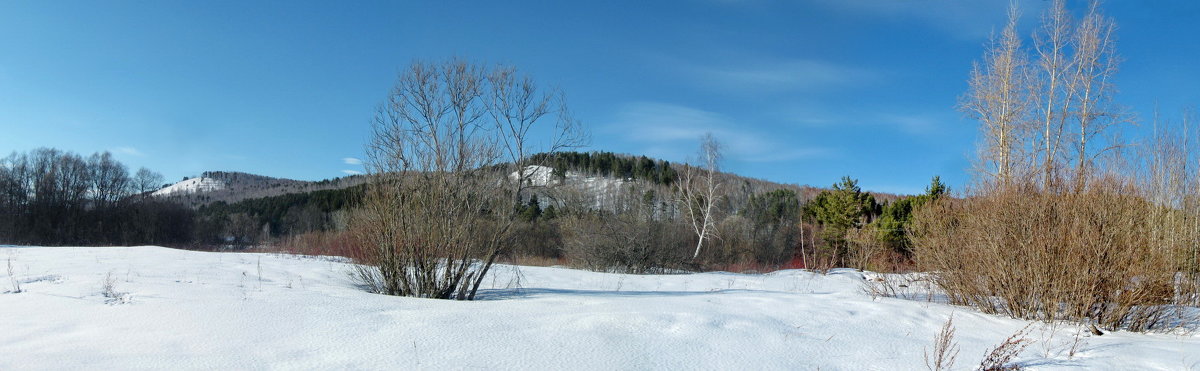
[805,176,878,265]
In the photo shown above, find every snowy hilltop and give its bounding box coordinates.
[151,177,225,197]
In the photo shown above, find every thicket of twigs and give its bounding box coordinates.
[911,0,1200,332]
[912,185,1200,332]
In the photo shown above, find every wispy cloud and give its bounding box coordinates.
[112,147,144,156]
[611,102,831,163]
[877,114,943,135]
[341,169,363,175]
[775,105,949,136]
[342,157,363,165]
[687,58,875,92]
[808,0,1045,39]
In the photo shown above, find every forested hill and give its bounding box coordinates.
[527,151,904,204]
[194,184,366,243]
[189,152,907,226]
[153,171,368,207]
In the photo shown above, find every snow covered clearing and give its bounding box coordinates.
[2,246,1198,370]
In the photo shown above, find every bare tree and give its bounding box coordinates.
[1030,0,1072,190]
[132,167,165,198]
[677,133,722,259]
[354,58,584,300]
[961,4,1031,189]
[1066,1,1125,192]
[89,152,130,209]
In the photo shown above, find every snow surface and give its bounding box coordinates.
[2,246,1199,370]
[151,177,225,197]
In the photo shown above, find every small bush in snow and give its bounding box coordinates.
[102,271,130,305]
[6,256,20,293]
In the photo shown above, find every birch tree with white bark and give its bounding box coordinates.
[677,133,722,259]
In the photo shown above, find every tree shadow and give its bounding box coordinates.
[474,287,777,300]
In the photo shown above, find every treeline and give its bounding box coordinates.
[194,184,365,246]
[0,148,191,245]
[530,151,679,185]
[0,147,365,248]
[495,174,946,273]
[0,147,938,274]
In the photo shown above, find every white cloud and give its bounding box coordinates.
[112,147,144,156]
[342,157,363,165]
[341,169,363,175]
[612,102,831,163]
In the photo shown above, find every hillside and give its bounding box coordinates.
[155,153,904,213]
[518,151,904,211]
[2,246,1196,370]
[152,171,368,207]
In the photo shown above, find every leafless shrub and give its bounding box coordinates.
[846,225,887,271]
[862,275,897,300]
[561,185,691,274]
[930,0,1200,334]
[924,315,959,371]
[977,325,1033,371]
[1065,325,1087,360]
[862,274,937,302]
[349,58,584,300]
[912,188,1199,332]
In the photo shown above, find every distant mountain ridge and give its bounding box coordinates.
[155,152,905,209]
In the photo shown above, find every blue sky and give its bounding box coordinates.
[2,1,1198,195]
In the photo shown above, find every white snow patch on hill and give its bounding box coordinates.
[152,177,225,197]
[1,246,1198,370]
[511,165,629,209]
[510,165,557,187]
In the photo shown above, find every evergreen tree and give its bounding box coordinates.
[805,176,878,264]
[519,195,543,222]
[926,175,948,198]
[871,175,948,256]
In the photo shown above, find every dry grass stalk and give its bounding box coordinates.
[977,325,1033,371]
[924,315,960,371]
[6,256,20,293]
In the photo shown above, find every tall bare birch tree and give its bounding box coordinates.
[1067,1,1123,192]
[961,5,1030,190]
[1030,0,1072,190]
[677,133,722,259]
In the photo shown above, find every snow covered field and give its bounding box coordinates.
[2,246,1198,370]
